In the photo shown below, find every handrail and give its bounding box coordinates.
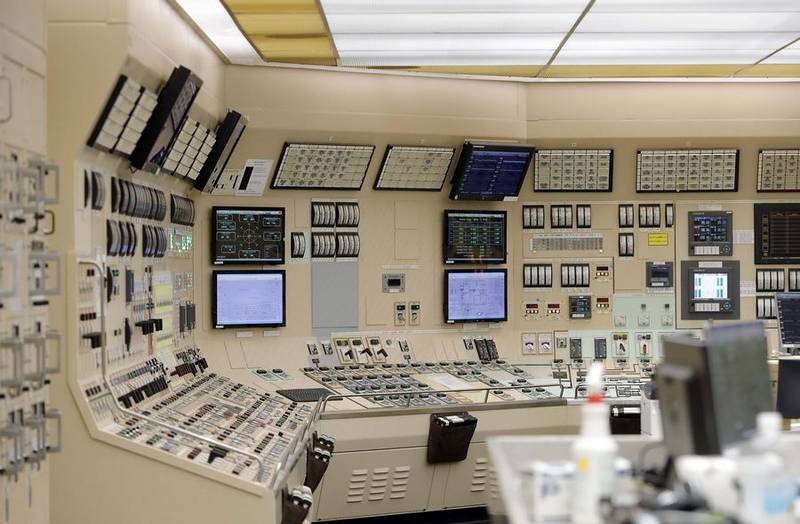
[316,381,566,416]
[78,258,270,483]
[268,395,327,493]
[572,380,649,400]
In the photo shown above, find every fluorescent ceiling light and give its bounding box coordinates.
[173,0,261,65]
[589,0,800,13]
[324,13,582,34]
[576,13,800,33]
[562,33,797,51]
[321,0,587,66]
[321,0,589,14]
[554,50,776,65]
[339,51,557,67]
[334,34,562,53]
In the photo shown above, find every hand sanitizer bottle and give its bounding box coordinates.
[571,362,618,524]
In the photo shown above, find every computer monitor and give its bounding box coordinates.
[777,359,800,419]
[776,293,800,352]
[211,207,285,264]
[658,322,772,456]
[443,210,506,264]
[212,270,286,328]
[444,269,507,323]
[448,142,534,201]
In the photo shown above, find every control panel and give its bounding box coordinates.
[688,210,733,256]
[681,261,740,319]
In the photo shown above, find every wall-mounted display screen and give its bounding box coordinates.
[213,270,285,328]
[373,145,454,191]
[445,269,507,323]
[449,142,534,201]
[681,261,740,320]
[688,211,733,256]
[271,143,374,190]
[444,210,506,264]
[755,204,800,265]
[130,66,202,173]
[693,273,728,300]
[776,293,800,348]
[212,207,284,264]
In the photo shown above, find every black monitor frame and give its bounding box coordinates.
[754,203,800,265]
[212,270,286,329]
[448,142,535,201]
[443,268,508,324]
[211,206,286,265]
[776,292,800,349]
[443,209,507,264]
[777,359,800,418]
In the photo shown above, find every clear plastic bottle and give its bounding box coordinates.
[734,412,795,524]
[571,362,618,524]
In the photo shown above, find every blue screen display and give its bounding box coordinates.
[450,144,533,200]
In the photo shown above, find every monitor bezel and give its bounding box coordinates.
[211,206,286,265]
[448,142,535,201]
[776,292,800,348]
[212,269,287,329]
[443,268,508,324]
[443,209,508,264]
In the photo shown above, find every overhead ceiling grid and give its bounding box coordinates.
[178,0,800,79]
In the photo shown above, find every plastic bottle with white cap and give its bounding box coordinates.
[570,362,618,524]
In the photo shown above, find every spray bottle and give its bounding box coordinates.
[571,362,618,524]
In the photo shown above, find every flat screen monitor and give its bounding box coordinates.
[212,207,285,264]
[444,210,506,264]
[777,359,800,419]
[449,142,534,201]
[213,270,285,328]
[130,66,202,173]
[693,273,728,300]
[444,269,507,323]
[776,293,800,349]
[658,323,772,456]
[755,204,800,264]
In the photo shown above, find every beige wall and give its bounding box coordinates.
[0,2,51,523]
[46,1,226,523]
[188,66,800,371]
